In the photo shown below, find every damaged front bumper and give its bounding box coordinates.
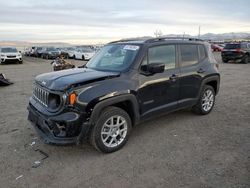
[27,103,91,145]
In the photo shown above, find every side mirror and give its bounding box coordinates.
[141,63,165,75]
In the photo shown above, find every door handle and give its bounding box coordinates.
[197,68,205,74]
[169,74,178,81]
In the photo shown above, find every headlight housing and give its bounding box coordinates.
[48,93,61,110]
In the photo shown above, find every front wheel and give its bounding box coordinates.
[192,85,215,115]
[90,107,132,153]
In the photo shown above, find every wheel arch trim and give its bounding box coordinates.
[89,94,140,125]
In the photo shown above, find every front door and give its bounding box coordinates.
[137,44,180,118]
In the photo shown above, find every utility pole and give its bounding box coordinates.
[198,26,201,39]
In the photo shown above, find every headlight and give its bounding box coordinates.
[48,93,61,110]
[1,54,5,57]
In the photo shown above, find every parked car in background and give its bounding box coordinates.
[24,47,31,56]
[64,47,77,59]
[221,42,250,63]
[211,44,224,52]
[74,47,95,60]
[57,47,70,59]
[0,47,23,64]
[34,47,45,58]
[41,47,60,59]
[26,46,36,56]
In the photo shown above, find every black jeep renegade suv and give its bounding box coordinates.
[28,37,220,153]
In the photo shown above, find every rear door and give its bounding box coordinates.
[178,44,205,107]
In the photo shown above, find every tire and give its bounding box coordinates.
[192,85,215,115]
[73,55,76,59]
[242,55,249,64]
[90,106,132,153]
[82,55,85,61]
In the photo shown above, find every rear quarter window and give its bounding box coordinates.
[180,44,199,67]
[198,45,206,60]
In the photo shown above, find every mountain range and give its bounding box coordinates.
[0,32,249,47]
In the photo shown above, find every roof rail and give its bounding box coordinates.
[108,39,144,44]
[108,37,153,44]
[145,37,204,43]
[109,39,131,44]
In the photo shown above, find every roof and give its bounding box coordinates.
[109,37,204,45]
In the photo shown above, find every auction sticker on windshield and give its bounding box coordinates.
[123,45,140,51]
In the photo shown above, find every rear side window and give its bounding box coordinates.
[148,45,176,70]
[198,45,206,60]
[180,45,199,67]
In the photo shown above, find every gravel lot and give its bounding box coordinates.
[0,53,249,188]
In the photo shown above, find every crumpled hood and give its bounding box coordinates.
[35,68,120,91]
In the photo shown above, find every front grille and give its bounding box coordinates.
[33,85,49,107]
[7,55,16,58]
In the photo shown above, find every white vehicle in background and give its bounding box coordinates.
[74,47,95,60]
[63,47,77,59]
[0,47,23,64]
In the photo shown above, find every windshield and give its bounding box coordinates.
[1,48,18,53]
[86,44,140,72]
[224,44,240,49]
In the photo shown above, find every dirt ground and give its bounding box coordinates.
[0,53,249,188]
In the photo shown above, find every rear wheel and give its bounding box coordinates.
[82,55,86,61]
[90,107,132,153]
[192,85,215,115]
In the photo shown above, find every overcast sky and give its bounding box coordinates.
[0,0,249,44]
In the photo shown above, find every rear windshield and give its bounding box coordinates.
[224,44,240,49]
[1,48,18,53]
